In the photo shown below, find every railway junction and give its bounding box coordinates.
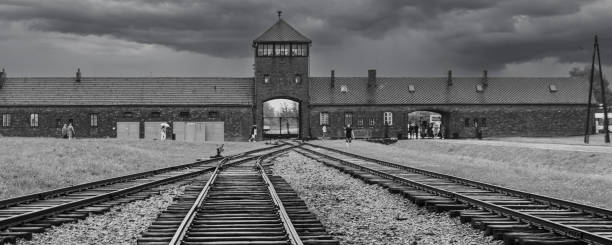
[0,139,610,245]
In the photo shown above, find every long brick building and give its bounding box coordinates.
[0,17,591,141]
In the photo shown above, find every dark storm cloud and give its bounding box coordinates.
[0,0,609,72]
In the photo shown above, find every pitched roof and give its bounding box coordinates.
[253,19,311,43]
[309,77,590,105]
[0,77,253,106]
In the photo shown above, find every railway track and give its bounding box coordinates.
[295,143,612,245]
[138,147,338,245]
[0,144,288,245]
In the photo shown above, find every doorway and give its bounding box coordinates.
[262,98,300,139]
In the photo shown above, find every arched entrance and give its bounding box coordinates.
[262,98,300,139]
[406,111,447,139]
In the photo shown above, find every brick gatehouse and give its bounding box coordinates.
[0,16,591,141]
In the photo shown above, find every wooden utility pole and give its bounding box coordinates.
[584,35,610,144]
[596,36,611,143]
[584,36,596,143]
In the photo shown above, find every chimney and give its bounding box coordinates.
[367,69,376,88]
[330,70,335,88]
[0,68,5,89]
[482,70,488,87]
[447,70,452,86]
[76,68,81,83]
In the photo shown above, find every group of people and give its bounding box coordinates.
[407,122,445,139]
[61,123,76,140]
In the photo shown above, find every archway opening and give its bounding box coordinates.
[262,99,300,139]
[406,111,445,139]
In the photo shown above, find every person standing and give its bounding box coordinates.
[345,124,354,147]
[67,123,75,140]
[160,126,167,140]
[248,125,257,142]
[321,125,328,140]
[414,123,419,140]
[61,123,68,139]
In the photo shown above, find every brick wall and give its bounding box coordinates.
[309,104,589,139]
[0,105,253,141]
[254,55,311,139]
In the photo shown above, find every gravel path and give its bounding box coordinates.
[17,186,185,245]
[273,151,501,245]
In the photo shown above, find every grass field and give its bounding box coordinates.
[312,139,612,209]
[0,137,267,199]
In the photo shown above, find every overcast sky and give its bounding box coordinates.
[1,0,612,78]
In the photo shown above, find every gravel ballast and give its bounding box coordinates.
[17,186,185,245]
[273,151,501,245]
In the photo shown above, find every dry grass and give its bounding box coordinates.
[312,139,612,209]
[489,135,612,146]
[0,137,267,199]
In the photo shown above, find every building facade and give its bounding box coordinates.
[0,17,592,141]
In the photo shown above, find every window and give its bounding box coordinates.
[369,117,375,126]
[383,112,393,126]
[30,113,39,127]
[179,111,190,118]
[357,118,364,127]
[344,112,353,126]
[408,85,415,92]
[90,113,98,127]
[208,111,219,119]
[151,111,160,118]
[257,43,274,56]
[56,119,63,128]
[476,84,484,92]
[319,112,329,126]
[340,85,348,93]
[124,112,133,118]
[464,118,470,127]
[294,74,301,84]
[264,74,270,84]
[2,114,11,127]
[275,43,290,56]
[291,43,308,56]
[549,84,557,92]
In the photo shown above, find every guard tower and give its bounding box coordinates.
[253,13,312,139]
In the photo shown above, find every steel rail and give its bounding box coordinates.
[299,145,612,245]
[303,142,612,218]
[0,145,286,230]
[168,145,295,245]
[168,158,227,245]
[0,144,284,209]
[257,156,304,245]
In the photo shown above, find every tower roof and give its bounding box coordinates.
[253,18,311,43]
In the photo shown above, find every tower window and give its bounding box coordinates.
[291,43,308,56]
[275,43,290,56]
[264,75,270,83]
[257,43,274,56]
[294,74,301,84]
